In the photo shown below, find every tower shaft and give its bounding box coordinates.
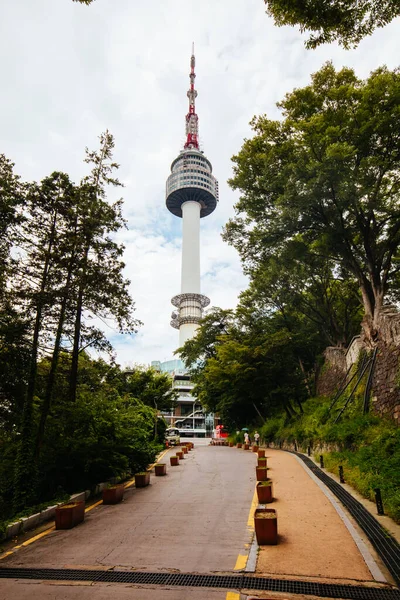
[181,201,201,294]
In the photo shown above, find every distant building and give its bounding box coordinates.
[151,360,213,438]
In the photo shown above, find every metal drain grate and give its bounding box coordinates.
[293,452,400,587]
[1,567,399,599]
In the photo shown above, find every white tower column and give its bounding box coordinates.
[179,201,202,345]
[181,201,201,294]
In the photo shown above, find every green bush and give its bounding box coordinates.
[261,396,400,523]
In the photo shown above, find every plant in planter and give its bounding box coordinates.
[182,446,188,454]
[256,480,273,504]
[243,444,250,450]
[155,463,167,476]
[229,442,234,447]
[237,442,242,448]
[252,445,259,453]
[254,508,278,545]
[55,501,85,529]
[257,449,266,458]
[256,466,269,481]
[257,457,267,467]
[135,472,150,488]
[176,451,184,460]
[170,455,179,466]
[102,485,125,505]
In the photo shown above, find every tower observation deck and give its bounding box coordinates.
[166,46,218,347]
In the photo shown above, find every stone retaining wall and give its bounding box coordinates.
[316,346,346,397]
[316,307,400,424]
[371,342,400,424]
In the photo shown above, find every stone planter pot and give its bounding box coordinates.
[243,444,250,450]
[155,463,167,476]
[257,457,267,468]
[254,508,278,545]
[176,451,184,460]
[237,442,242,448]
[256,466,269,481]
[135,472,150,488]
[256,481,273,504]
[229,442,234,447]
[102,485,125,505]
[55,501,85,530]
[182,446,188,454]
[252,445,259,453]
[170,455,179,466]
[257,449,266,458]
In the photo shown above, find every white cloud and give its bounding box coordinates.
[1,0,399,366]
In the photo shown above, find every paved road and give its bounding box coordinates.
[1,441,394,600]
[0,440,256,599]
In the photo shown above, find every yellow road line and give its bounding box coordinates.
[0,526,55,560]
[148,448,169,470]
[124,448,170,489]
[232,485,258,572]
[226,593,241,600]
[85,500,103,512]
[0,448,171,561]
[247,486,258,528]
[233,554,247,570]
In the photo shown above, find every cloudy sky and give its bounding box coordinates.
[1,1,399,367]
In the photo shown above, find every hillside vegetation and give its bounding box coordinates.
[260,396,400,523]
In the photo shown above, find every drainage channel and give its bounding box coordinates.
[293,452,400,588]
[0,567,399,599]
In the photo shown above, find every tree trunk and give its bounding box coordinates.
[35,244,76,456]
[359,277,384,345]
[15,209,58,509]
[69,277,85,403]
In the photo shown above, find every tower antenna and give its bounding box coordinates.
[184,43,199,150]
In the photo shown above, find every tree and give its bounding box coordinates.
[13,172,76,510]
[191,329,305,427]
[178,309,306,427]
[68,131,139,403]
[72,0,95,4]
[0,154,22,295]
[264,0,400,49]
[240,245,363,348]
[225,63,400,345]
[117,367,178,412]
[177,308,235,367]
[0,155,27,434]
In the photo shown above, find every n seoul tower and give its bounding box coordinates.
[166,46,219,346]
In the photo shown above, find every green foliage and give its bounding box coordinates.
[1,353,161,524]
[179,310,307,428]
[264,0,400,49]
[225,63,400,342]
[262,397,400,523]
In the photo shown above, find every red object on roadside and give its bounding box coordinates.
[215,424,229,438]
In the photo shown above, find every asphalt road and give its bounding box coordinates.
[0,439,256,599]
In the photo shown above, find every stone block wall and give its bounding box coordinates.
[316,347,346,397]
[371,342,400,424]
[316,311,400,424]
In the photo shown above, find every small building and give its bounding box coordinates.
[151,359,213,438]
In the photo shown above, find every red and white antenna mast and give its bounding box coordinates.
[184,42,199,150]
